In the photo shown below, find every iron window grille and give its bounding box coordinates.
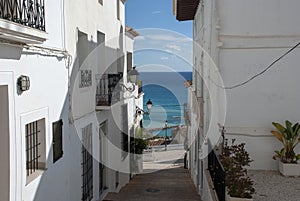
[53,119,63,163]
[25,119,41,177]
[0,0,46,31]
[81,123,93,201]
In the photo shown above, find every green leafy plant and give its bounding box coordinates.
[130,138,147,154]
[220,139,255,198]
[271,121,300,163]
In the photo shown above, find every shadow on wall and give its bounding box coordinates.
[30,28,130,201]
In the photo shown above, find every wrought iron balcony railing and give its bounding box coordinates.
[96,73,123,107]
[0,0,45,31]
[208,141,226,201]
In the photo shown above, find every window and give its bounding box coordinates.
[127,52,133,72]
[25,118,46,183]
[82,123,93,201]
[121,104,128,159]
[53,120,63,163]
[117,0,120,20]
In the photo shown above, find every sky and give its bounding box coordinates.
[125,0,193,72]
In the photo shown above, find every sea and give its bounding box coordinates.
[140,71,192,137]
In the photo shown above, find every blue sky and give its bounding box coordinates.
[125,0,193,72]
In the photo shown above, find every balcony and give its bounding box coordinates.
[96,73,123,109]
[0,0,47,44]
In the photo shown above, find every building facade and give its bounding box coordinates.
[65,0,141,201]
[0,0,141,201]
[0,0,69,200]
[174,0,300,200]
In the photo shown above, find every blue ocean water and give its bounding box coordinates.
[140,72,192,137]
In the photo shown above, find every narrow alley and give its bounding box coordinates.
[104,157,202,201]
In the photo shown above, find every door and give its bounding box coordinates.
[0,85,10,201]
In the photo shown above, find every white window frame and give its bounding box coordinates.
[20,107,49,186]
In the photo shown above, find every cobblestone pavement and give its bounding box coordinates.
[104,151,201,201]
[249,170,300,201]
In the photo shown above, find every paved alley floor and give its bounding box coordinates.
[104,151,202,201]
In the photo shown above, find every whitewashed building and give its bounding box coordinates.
[0,0,70,201]
[65,0,142,201]
[174,0,300,200]
[0,0,141,201]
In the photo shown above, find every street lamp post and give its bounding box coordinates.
[165,120,168,151]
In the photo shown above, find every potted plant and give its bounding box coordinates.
[220,139,255,201]
[130,126,148,173]
[271,121,300,176]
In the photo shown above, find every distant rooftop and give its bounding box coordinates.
[125,26,139,38]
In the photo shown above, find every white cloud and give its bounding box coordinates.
[145,34,192,42]
[160,56,169,60]
[165,44,181,51]
[135,36,146,41]
[152,11,161,14]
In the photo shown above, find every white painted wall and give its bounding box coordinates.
[0,1,69,201]
[217,0,300,170]
[191,0,300,171]
[1,0,137,200]
[187,0,300,199]
[64,0,134,200]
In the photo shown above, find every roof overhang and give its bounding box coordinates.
[174,0,200,21]
[125,26,139,38]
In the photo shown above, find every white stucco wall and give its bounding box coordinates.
[64,0,134,200]
[0,0,69,200]
[188,0,300,199]
[217,0,300,170]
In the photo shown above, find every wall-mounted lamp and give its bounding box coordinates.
[120,66,140,93]
[146,99,153,111]
[128,66,139,84]
[136,99,153,116]
[17,75,30,92]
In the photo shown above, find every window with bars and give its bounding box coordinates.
[25,118,46,183]
[82,123,93,201]
[53,120,63,163]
